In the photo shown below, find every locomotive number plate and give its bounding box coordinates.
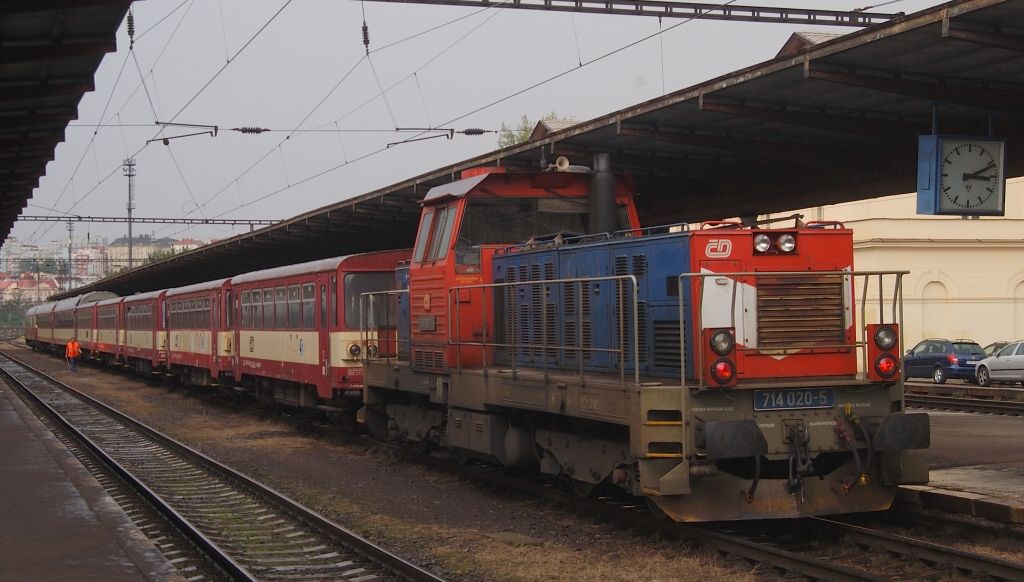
[753,388,834,411]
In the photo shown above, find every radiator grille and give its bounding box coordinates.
[413,349,444,370]
[653,320,681,369]
[757,274,846,348]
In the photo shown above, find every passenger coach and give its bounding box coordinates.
[231,250,407,410]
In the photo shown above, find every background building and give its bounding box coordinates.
[788,177,1024,347]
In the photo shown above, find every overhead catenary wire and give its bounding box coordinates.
[164,2,512,231]
[28,0,296,246]
[23,0,199,246]
[176,0,744,233]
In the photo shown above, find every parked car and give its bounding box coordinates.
[903,338,987,384]
[983,341,1010,356]
[976,341,1024,387]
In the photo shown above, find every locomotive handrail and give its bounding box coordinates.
[446,274,641,387]
[358,289,408,366]
[677,269,908,388]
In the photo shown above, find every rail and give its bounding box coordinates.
[0,350,444,582]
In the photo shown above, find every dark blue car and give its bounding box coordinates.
[904,338,987,384]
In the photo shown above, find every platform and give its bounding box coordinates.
[0,379,182,581]
[899,408,1024,524]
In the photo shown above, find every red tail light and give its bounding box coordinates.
[875,354,897,378]
[710,358,735,384]
[947,353,958,365]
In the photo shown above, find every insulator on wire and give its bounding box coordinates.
[127,9,136,47]
[460,128,488,136]
[362,21,370,54]
[233,127,270,134]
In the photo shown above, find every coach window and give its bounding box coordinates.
[275,287,287,328]
[204,298,211,328]
[250,289,260,329]
[241,292,251,327]
[344,273,394,329]
[320,285,327,329]
[302,283,315,329]
[288,285,300,329]
[258,288,270,329]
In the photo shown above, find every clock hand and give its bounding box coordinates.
[962,162,997,182]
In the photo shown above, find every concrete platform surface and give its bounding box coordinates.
[900,409,1024,524]
[0,381,182,581]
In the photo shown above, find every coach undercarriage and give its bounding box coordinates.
[364,362,928,521]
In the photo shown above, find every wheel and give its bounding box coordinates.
[932,366,947,384]
[570,479,598,499]
[976,367,991,387]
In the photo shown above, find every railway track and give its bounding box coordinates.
[7,345,1023,581]
[0,351,443,582]
[905,394,1024,416]
[432,454,1024,581]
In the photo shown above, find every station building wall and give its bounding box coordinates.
[787,177,1024,349]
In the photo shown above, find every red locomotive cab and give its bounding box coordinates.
[407,166,641,371]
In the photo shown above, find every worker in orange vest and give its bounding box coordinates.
[66,337,81,372]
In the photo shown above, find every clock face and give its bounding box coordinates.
[938,140,1004,212]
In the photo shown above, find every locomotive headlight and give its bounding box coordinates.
[874,325,897,350]
[710,329,734,356]
[753,234,771,253]
[366,344,379,358]
[777,233,796,252]
[348,344,361,357]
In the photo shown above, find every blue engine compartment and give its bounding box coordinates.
[492,230,694,379]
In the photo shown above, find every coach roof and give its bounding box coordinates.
[166,278,230,298]
[230,256,349,285]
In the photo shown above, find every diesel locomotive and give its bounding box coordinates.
[360,157,930,521]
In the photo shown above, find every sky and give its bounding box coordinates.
[7,0,943,250]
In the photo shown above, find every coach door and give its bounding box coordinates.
[319,280,329,379]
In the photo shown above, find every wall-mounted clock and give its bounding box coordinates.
[917,135,1006,216]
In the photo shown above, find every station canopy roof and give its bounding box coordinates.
[1,1,131,244]
[58,0,1024,299]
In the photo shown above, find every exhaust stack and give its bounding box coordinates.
[589,153,616,235]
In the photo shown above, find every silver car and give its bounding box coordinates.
[976,341,1024,386]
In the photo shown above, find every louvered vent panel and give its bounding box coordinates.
[757,274,846,348]
[653,320,682,369]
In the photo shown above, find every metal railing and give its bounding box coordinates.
[446,274,640,386]
[359,274,642,387]
[678,270,907,387]
[361,269,907,389]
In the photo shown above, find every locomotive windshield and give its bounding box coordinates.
[451,196,631,270]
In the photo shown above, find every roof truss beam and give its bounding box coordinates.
[0,82,95,103]
[804,62,1024,113]
[0,41,116,65]
[361,0,896,26]
[697,96,922,136]
[615,122,857,167]
[942,16,1024,53]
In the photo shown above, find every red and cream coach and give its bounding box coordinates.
[231,250,408,409]
[166,278,233,387]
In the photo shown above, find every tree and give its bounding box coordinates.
[144,248,178,265]
[497,111,572,148]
